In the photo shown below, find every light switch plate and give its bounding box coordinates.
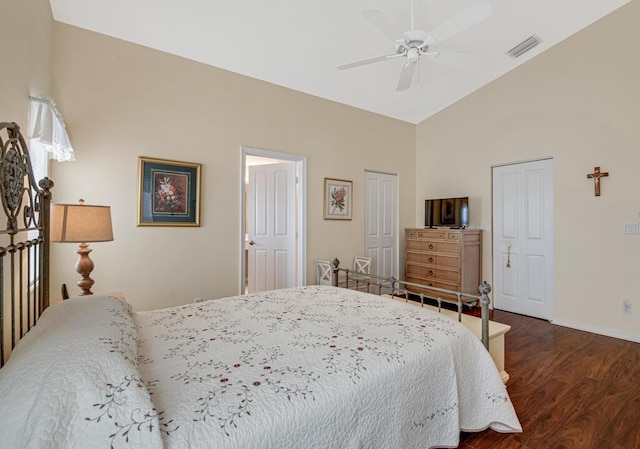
[624,222,639,235]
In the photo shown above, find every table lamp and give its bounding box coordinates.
[51,199,113,296]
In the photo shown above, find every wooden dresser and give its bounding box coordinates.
[405,228,482,301]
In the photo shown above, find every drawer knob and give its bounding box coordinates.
[428,244,434,250]
[428,270,434,276]
[428,257,434,263]
[428,282,434,287]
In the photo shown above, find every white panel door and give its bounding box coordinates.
[364,171,398,279]
[248,162,296,293]
[492,159,554,319]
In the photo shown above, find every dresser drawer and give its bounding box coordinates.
[405,277,459,301]
[416,230,447,240]
[424,267,459,283]
[405,263,426,277]
[406,240,459,254]
[445,232,460,241]
[411,229,461,241]
[406,229,417,239]
[406,252,459,269]
[406,263,458,280]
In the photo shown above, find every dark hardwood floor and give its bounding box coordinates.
[460,310,640,449]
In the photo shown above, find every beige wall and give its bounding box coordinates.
[0,0,52,361]
[0,0,52,124]
[50,23,416,311]
[416,2,640,340]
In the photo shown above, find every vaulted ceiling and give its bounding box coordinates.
[49,0,630,124]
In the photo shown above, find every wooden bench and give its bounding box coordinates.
[384,294,511,383]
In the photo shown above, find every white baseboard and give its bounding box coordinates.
[551,319,640,344]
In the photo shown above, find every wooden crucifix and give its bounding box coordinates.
[586,166,609,197]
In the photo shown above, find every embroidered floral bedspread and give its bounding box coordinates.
[135,286,521,448]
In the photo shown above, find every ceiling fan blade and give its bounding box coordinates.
[427,50,482,71]
[362,9,404,41]
[396,61,417,91]
[427,0,492,44]
[338,53,401,70]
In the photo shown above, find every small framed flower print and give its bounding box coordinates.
[323,178,352,220]
[138,157,201,226]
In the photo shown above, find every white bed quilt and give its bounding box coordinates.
[135,286,521,449]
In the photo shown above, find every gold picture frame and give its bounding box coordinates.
[138,157,201,226]
[323,178,352,220]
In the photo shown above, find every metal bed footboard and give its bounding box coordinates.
[329,258,492,350]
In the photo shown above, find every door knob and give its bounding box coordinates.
[249,240,256,246]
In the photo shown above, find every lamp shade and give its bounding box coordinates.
[51,201,113,243]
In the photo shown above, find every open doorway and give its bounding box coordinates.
[241,147,306,294]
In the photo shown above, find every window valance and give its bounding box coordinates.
[28,96,76,162]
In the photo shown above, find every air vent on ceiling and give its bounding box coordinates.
[506,35,541,59]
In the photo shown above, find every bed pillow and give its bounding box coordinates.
[0,296,164,449]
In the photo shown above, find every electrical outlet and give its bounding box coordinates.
[624,223,639,235]
[194,297,203,303]
[622,299,632,315]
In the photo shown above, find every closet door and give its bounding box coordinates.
[492,159,554,320]
[364,171,398,279]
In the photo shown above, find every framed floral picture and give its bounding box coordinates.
[324,178,352,220]
[138,157,201,226]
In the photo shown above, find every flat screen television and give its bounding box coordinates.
[425,197,469,228]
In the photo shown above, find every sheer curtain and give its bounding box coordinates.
[26,96,75,291]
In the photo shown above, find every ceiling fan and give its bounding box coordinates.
[338,0,492,91]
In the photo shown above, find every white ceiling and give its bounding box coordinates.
[49,0,629,124]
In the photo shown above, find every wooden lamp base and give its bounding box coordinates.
[75,243,95,296]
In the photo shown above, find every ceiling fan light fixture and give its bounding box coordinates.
[506,35,541,58]
[407,48,420,62]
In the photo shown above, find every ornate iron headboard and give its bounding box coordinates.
[0,122,53,367]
